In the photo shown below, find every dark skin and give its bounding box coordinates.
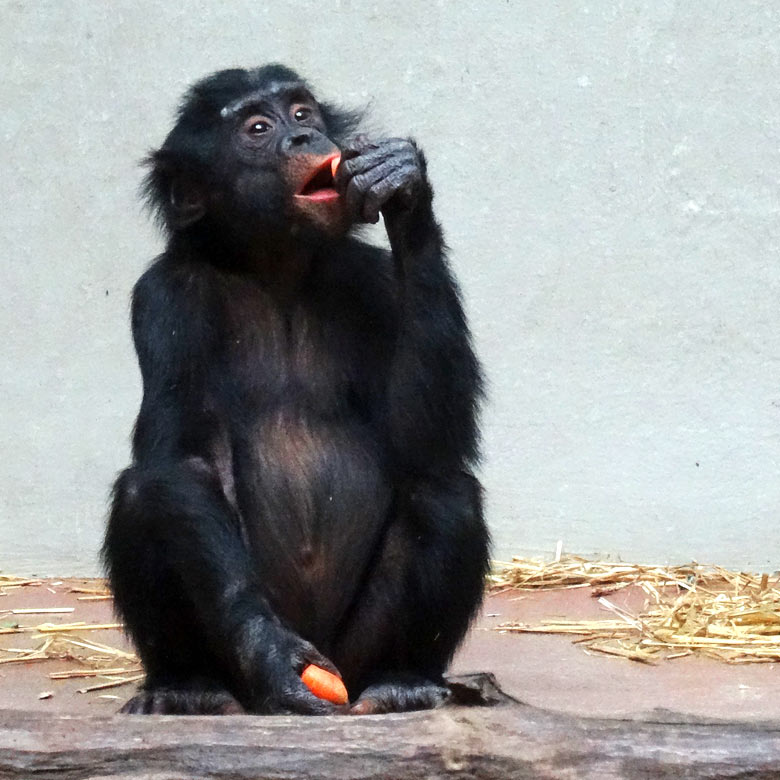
[104,65,489,715]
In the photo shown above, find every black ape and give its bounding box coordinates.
[104,65,489,715]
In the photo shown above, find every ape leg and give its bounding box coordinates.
[332,472,489,714]
[105,462,335,715]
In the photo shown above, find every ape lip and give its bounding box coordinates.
[296,157,340,202]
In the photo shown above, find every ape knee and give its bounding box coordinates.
[406,472,488,549]
[108,466,175,535]
[113,466,144,504]
[105,465,194,567]
[108,467,147,530]
[104,467,162,572]
[104,460,243,593]
[110,460,221,528]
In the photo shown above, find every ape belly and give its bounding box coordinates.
[235,410,391,649]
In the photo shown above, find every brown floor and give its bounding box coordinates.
[1,579,778,720]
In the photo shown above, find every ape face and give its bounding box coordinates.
[145,66,354,241]
[216,80,347,236]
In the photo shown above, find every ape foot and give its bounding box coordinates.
[120,679,244,715]
[350,675,450,715]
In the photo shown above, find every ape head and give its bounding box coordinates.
[143,65,361,243]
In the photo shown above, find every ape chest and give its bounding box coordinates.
[224,302,358,405]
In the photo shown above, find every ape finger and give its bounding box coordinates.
[344,171,375,222]
[276,678,339,715]
[339,134,377,160]
[362,165,419,223]
[292,638,342,678]
[349,697,382,715]
[336,139,415,188]
[342,160,401,222]
[344,159,420,223]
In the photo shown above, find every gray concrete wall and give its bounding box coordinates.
[2,1,779,575]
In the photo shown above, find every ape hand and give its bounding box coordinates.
[335,136,429,224]
[254,626,343,715]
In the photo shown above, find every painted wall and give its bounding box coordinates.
[2,1,779,574]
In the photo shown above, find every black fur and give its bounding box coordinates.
[104,65,489,715]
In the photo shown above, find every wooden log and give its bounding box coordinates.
[0,675,779,779]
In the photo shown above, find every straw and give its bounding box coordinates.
[493,554,780,664]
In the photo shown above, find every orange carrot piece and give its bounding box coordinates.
[301,663,348,705]
[330,156,341,178]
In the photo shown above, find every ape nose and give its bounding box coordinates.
[282,130,314,155]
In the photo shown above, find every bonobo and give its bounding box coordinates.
[104,65,489,715]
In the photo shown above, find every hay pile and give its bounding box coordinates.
[0,576,142,696]
[491,555,780,664]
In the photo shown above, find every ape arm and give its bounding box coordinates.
[130,265,180,462]
[385,201,482,473]
[336,138,482,473]
[128,260,220,465]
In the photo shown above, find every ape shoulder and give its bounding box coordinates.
[130,254,221,386]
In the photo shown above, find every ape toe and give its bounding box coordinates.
[350,676,450,715]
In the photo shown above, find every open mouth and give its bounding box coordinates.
[296,155,340,202]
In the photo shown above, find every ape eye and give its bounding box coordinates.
[293,107,313,122]
[243,116,272,137]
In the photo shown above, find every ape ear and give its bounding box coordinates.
[142,150,206,233]
[169,177,206,229]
